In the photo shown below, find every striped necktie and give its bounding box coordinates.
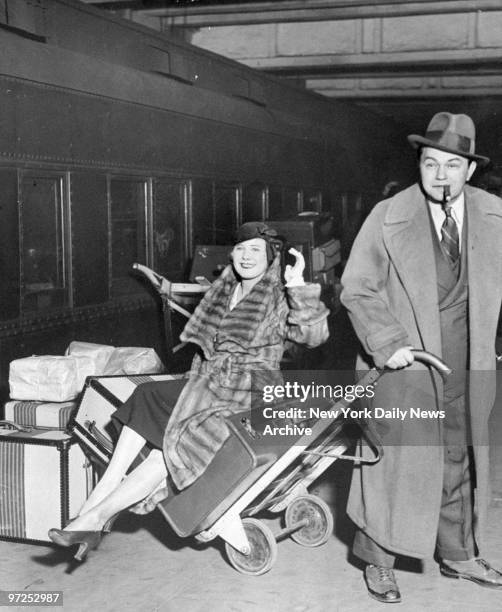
[441,205,459,263]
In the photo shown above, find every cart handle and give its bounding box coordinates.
[358,348,451,390]
[409,349,451,377]
[349,348,452,462]
[132,263,192,320]
[132,262,169,293]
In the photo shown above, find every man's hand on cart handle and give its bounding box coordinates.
[385,346,414,369]
[385,347,451,378]
[356,348,451,462]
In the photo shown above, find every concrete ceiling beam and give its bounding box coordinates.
[84,1,502,27]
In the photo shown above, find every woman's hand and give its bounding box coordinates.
[284,247,306,287]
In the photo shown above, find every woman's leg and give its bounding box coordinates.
[66,449,168,531]
[78,425,148,515]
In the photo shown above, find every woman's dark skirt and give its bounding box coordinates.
[112,379,188,449]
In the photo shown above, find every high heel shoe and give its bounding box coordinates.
[47,528,102,562]
[65,513,118,534]
[102,514,119,534]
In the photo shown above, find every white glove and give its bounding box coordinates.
[284,247,306,287]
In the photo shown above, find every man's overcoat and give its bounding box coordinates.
[341,183,502,558]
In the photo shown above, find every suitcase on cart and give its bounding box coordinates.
[0,426,94,543]
[156,414,282,538]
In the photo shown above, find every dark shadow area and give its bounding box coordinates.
[111,510,204,553]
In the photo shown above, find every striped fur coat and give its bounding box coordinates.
[163,257,329,490]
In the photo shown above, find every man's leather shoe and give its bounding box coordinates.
[364,564,402,603]
[440,558,502,588]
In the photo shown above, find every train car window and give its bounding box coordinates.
[109,178,147,297]
[213,183,240,245]
[153,180,189,281]
[192,180,239,246]
[0,169,20,320]
[192,179,213,247]
[242,182,266,223]
[284,187,303,214]
[267,186,283,220]
[304,190,323,213]
[0,0,46,40]
[320,190,332,214]
[267,186,302,220]
[20,173,69,313]
[71,172,109,308]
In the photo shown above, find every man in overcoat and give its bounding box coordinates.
[341,112,502,603]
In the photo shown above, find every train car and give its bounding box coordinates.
[0,0,414,399]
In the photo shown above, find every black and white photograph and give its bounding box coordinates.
[1,1,502,610]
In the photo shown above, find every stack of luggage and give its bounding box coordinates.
[0,341,164,544]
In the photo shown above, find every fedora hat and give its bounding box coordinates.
[408,112,490,166]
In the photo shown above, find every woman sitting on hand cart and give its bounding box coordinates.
[48,221,329,562]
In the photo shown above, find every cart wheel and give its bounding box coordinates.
[225,518,278,576]
[285,494,333,547]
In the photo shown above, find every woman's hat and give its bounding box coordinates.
[233,222,282,261]
[407,112,490,166]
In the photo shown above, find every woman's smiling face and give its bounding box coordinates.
[231,238,268,281]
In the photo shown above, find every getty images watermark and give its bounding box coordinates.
[241,369,493,446]
[259,379,444,437]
